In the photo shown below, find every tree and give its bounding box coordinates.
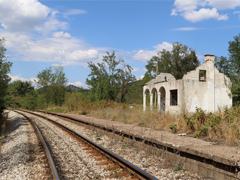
[20,90,38,110]
[228,33,240,74]
[86,52,120,101]
[86,51,135,102]
[5,80,34,108]
[0,38,12,109]
[118,61,136,102]
[226,33,240,105]
[36,65,68,106]
[215,56,232,78]
[145,42,200,80]
[213,33,240,105]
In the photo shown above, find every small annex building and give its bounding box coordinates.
[143,54,232,113]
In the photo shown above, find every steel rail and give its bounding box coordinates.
[14,110,60,180]
[19,109,158,180]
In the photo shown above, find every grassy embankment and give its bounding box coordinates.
[44,98,240,144]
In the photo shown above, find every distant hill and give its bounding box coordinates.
[37,85,90,93]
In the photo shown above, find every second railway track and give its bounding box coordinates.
[16,109,158,180]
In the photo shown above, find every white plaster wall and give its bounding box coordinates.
[214,68,232,110]
[143,59,232,113]
[182,61,216,112]
[182,79,208,112]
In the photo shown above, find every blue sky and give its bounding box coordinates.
[1,0,240,88]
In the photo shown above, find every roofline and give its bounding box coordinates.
[204,54,214,56]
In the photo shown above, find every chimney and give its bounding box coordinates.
[204,54,214,63]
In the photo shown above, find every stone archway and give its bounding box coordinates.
[151,88,157,110]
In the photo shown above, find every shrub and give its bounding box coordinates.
[201,126,209,133]
[170,124,177,133]
[194,131,201,138]
[185,116,195,130]
[207,114,221,127]
[193,108,207,124]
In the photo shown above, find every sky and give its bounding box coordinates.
[1,0,240,88]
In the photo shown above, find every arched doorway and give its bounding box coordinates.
[159,87,166,111]
[151,88,158,109]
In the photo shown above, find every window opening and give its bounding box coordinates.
[199,70,206,81]
[170,89,178,106]
[165,77,167,82]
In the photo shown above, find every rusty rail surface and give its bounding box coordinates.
[18,109,158,180]
[14,110,60,180]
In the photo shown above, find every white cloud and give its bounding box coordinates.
[207,0,240,10]
[173,27,199,31]
[138,75,144,80]
[69,49,99,61]
[63,9,87,18]
[132,67,141,73]
[234,11,240,14]
[1,29,104,66]
[0,0,50,31]
[53,31,71,38]
[173,0,199,12]
[171,0,238,22]
[9,74,37,83]
[36,12,68,34]
[0,0,69,34]
[133,42,173,62]
[184,8,228,22]
[171,9,178,16]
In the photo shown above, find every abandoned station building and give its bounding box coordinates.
[143,54,232,113]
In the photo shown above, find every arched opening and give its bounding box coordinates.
[159,87,166,111]
[151,88,158,109]
[145,89,150,105]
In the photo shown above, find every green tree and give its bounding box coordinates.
[125,79,147,104]
[227,33,240,104]
[118,62,136,102]
[20,90,38,110]
[36,65,68,106]
[228,33,240,74]
[212,33,240,105]
[86,51,135,102]
[145,42,199,80]
[5,80,34,108]
[0,38,12,109]
[215,56,232,78]
[86,51,120,101]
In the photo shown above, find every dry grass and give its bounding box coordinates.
[44,99,240,143]
[83,105,240,143]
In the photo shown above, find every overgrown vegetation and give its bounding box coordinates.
[0,38,12,110]
[3,34,240,144]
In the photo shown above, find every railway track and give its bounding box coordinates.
[16,109,158,180]
[13,111,60,180]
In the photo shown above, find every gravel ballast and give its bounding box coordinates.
[0,111,52,180]
[18,111,119,180]
[34,111,207,180]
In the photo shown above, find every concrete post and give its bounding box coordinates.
[150,93,153,111]
[143,93,146,111]
[157,92,161,111]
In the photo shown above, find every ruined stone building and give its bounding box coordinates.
[143,54,232,113]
